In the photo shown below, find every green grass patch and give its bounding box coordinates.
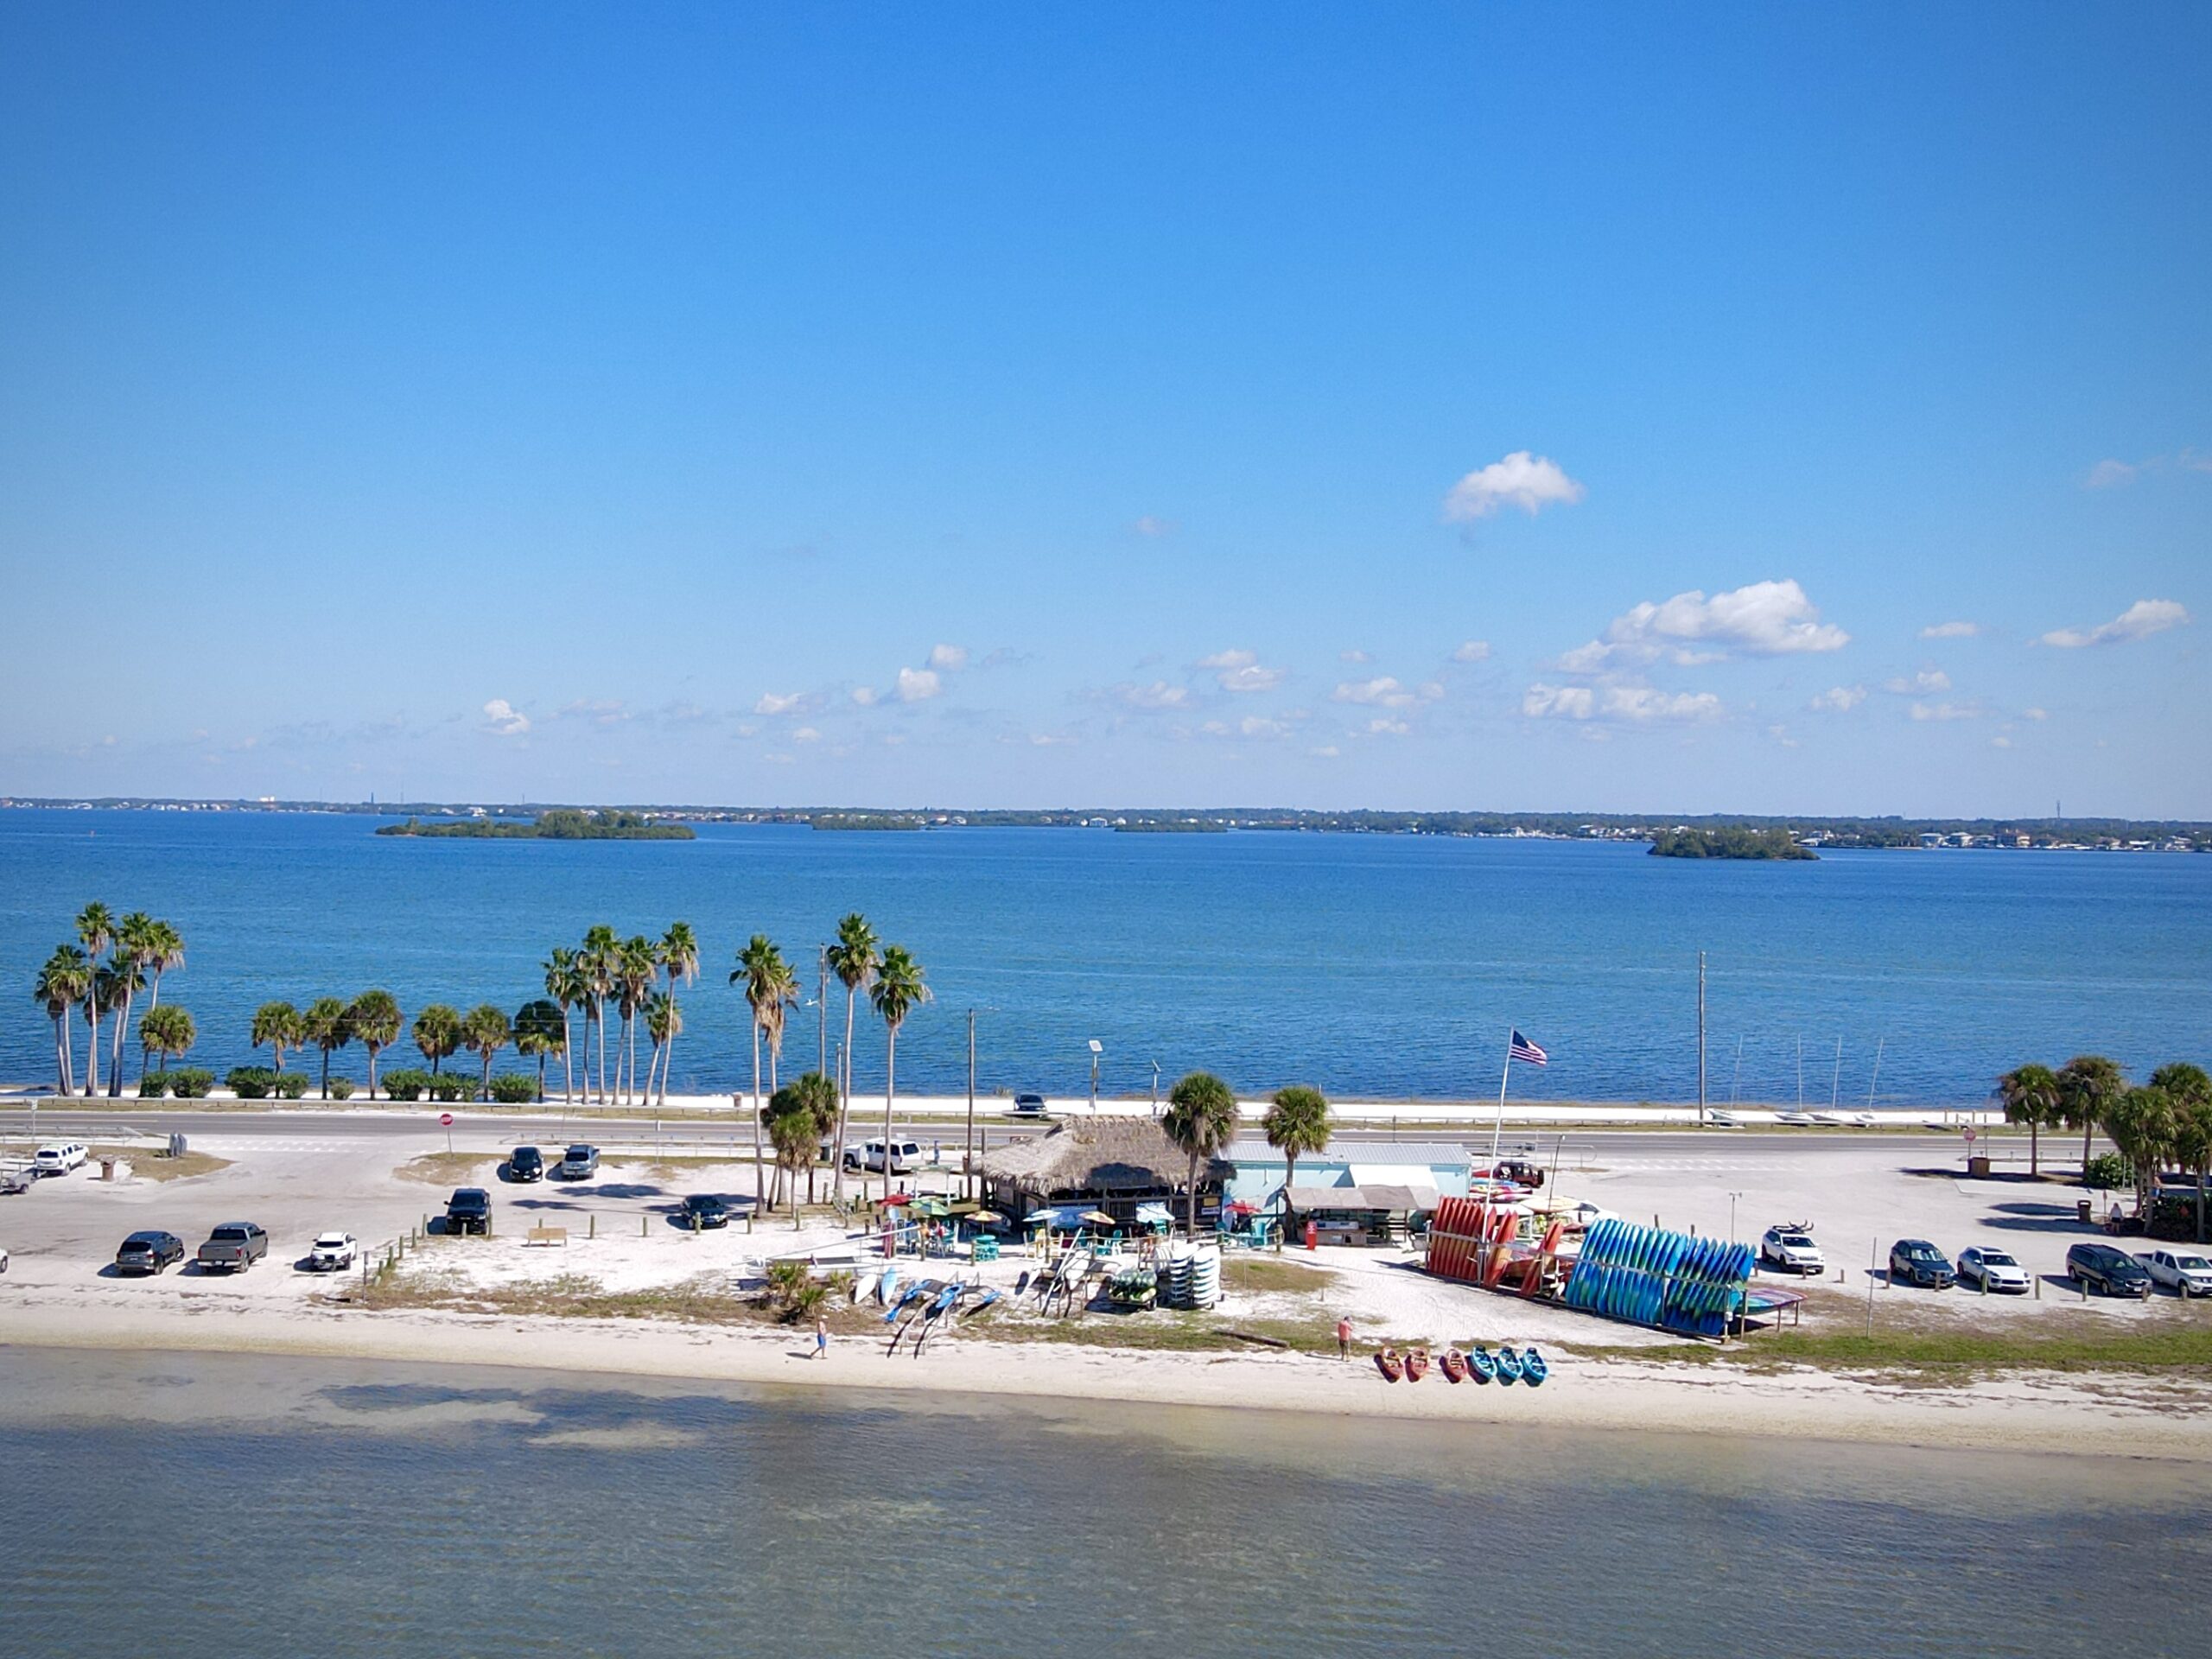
[395,1153,499,1185]
[86,1145,232,1182]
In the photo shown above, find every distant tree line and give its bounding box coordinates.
[1649,826,1817,861]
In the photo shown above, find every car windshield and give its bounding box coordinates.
[1778,1234,1813,1247]
[316,1236,346,1247]
[567,1147,591,1159]
[1905,1244,1938,1260]
[2177,1256,2211,1271]
[1980,1252,2016,1267]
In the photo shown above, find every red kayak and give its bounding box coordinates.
[1440,1347,1468,1383]
[1375,1346,1404,1382]
[1405,1347,1431,1382]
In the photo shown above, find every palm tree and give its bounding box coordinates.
[2058,1055,2127,1179]
[139,1004,197,1077]
[412,1003,462,1074]
[33,945,90,1094]
[617,935,657,1103]
[92,957,142,1096]
[542,947,584,1105]
[302,997,353,1100]
[1997,1064,2061,1178]
[143,919,185,1011]
[764,1087,818,1226]
[251,1001,303,1075]
[348,989,404,1100]
[1164,1072,1240,1236]
[2103,1086,2177,1217]
[580,925,619,1102]
[108,911,159,1095]
[461,1003,512,1099]
[513,999,568,1103]
[655,921,699,1104]
[734,936,797,1223]
[1263,1085,1332,1234]
[75,902,113,1096]
[2165,1074,2212,1244]
[644,991,681,1103]
[871,944,931,1203]
[826,913,880,1205]
[786,1070,840,1204]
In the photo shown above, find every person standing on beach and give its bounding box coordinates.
[814,1315,829,1359]
[1336,1317,1351,1359]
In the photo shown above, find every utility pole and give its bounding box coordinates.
[966,1008,977,1201]
[817,946,828,1080]
[1696,951,1707,1125]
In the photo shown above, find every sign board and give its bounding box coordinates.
[440,1112,454,1128]
[1962,1127,1977,1144]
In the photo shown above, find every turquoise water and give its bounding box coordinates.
[3,809,2207,1103]
[1,1347,2207,1658]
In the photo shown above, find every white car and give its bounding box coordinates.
[306,1232,359,1272]
[1759,1225,1826,1274]
[2137,1249,2212,1298]
[1957,1246,2031,1294]
[855,1139,925,1174]
[33,1142,88,1176]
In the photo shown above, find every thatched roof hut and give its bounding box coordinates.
[980,1116,1230,1221]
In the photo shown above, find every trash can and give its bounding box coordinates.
[1967,1155,1991,1178]
[99,1158,117,1182]
[2076,1198,2093,1224]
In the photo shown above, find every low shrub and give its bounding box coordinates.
[273,1071,308,1099]
[488,1073,537,1103]
[169,1068,214,1099]
[226,1066,275,1099]
[427,1075,473,1103]
[138,1071,169,1098]
[2084,1152,2130,1191]
[328,1077,355,1100]
[382,1069,431,1103]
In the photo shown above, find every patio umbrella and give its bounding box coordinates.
[969,1209,1006,1226]
[1080,1210,1117,1228]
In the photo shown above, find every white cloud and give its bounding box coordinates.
[1133,515,1176,538]
[2083,459,2139,489]
[1417,681,1446,702]
[1560,579,1849,671]
[755,691,807,716]
[1197,648,1255,670]
[850,686,880,707]
[1451,639,1492,663]
[2037,598,2190,648]
[1443,451,1586,521]
[1920,620,1980,639]
[1308,744,1340,759]
[1219,664,1285,693]
[2023,707,2048,721]
[1991,734,2013,749]
[1524,683,1720,724]
[1910,702,1980,721]
[1366,718,1410,736]
[1767,724,1799,748]
[481,698,530,736]
[896,667,942,702]
[792,727,821,743]
[1239,716,1288,739]
[1884,670,1952,696]
[1115,681,1190,711]
[1332,676,1417,709]
[1810,685,1867,713]
[1340,648,1374,664]
[1029,732,1076,747]
[927,644,968,671]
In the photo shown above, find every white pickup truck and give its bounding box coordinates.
[2136,1249,2212,1298]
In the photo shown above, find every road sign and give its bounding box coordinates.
[1963,1127,1977,1143]
[440,1112,454,1127]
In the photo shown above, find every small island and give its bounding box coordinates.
[1649,826,1816,861]
[376,809,694,841]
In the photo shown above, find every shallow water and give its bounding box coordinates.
[1,1345,2205,1657]
[3,808,2208,1103]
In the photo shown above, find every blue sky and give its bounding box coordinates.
[2,3,2206,817]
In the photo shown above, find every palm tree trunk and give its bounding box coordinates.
[147,969,162,1013]
[2084,1117,2095,1178]
[750,1022,764,1226]
[367,1046,380,1100]
[627,1014,639,1106]
[883,1025,899,1203]
[480,1050,493,1100]
[833,987,857,1204]
[594,1000,607,1103]
[321,1047,332,1101]
[1283,1153,1299,1237]
[561,1011,574,1104]
[108,988,133,1097]
[1185,1151,1200,1236]
[84,995,100,1096]
[2029,1121,2039,1178]
[54,1013,69,1095]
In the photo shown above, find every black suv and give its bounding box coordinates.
[446,1188,493,1235]
[509,1146,543,1183]
[115,1230,185,1274]
[2067,1243,2152,1299]
[678,1193,730,1230]
[1888,1239,1955,1289]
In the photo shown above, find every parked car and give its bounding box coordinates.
[115,1230,186,1275]
[555,1144,600,1180]
[446,1188,492,1235]
[1759,1224,1826,1275]
[1957,1246,2031,1294]
[306,1232,359,1272]
[508,1145,544,1183]
[678,1193,731,1230]
[1012,1092,1048,1116]
[195,1222,270,1273]
[0,1244,9,1274]
[2066,1242,2152,1299]
[34,1142,88,1176]
[1888,1239,1955,1289]
[853,1139,924,1174]
[2136,1249,2212,1298]
[2,1168,35,1196]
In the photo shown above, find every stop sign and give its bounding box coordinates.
[1963,1127,1977,1143]
[439,1112,454,1128]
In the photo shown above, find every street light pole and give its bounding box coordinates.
[817,945,829,1080]
[1150,1060,1160,1116]
[966,1008,977,1201]
[1088,1039,1102,1115]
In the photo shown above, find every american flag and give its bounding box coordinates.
[1509,1029,1548,1066]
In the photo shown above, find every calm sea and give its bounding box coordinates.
[1,1346,2206,1658]
[2,809,2207,1104]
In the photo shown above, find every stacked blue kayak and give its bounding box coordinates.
[1560,1219,1754,1338]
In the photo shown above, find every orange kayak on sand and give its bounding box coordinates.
[1405,1347,1431,1382]
[1375,1346,1404,1382]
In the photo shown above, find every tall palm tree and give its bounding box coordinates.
[826,913,880,1205]
[34,945,90,1094]
[92,958,141,1096]
[513,999,568,1103]
[348,989,404,1100]
[655,921,699,1104]
[75,901,114,1096]
[580,925,619,1103]
[139,1004,197,1077]
[302,997,353,1100]
[2058,1055,2127,1179]
[1997,1064,2061,1178]
[251,1001,303,1075]
[143,918,186,1011]
[1164,1071,1240,1236]
[413,1003,462,1074]
[461,1003,512,1099]
[542,947,584,1105]
[2103,1086,2177,1217]
[1263,1084,1332,1234]
[2166,1076,2212,1245]
[108,911,159,1095]
[871,944,931,1203]
[734,936,797,1223]
[644,991,681,1103]
[617,935,657,1103]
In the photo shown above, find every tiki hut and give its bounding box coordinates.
[979,1116,1230,1229]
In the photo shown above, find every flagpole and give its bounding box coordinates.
[1490,1029,1514,1173]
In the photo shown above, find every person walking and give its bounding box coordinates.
[1335,1316,1351,1360]
[813,1314,830,1359]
